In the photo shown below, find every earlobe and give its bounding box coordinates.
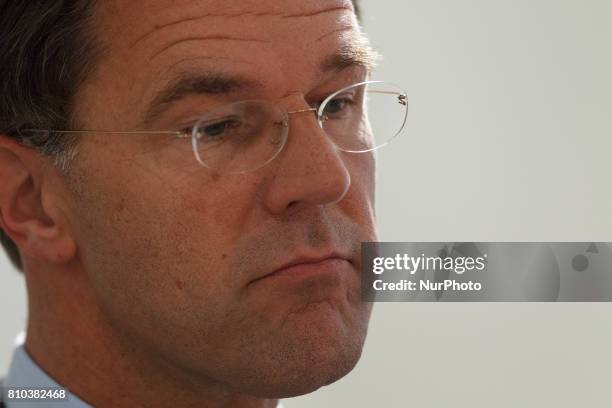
[0,137,77,266]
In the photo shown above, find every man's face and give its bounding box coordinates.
[66,0,376,397]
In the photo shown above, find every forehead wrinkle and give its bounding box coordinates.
[163,56,256,76]
[150,35,269,61]
[130,3,354,48]
[130,10,284,48]
[313,26,353,43]
[282,5,353,19]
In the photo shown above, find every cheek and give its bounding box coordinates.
[176,174,263,249]
[70,154,252,313]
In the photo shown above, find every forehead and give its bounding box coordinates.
[105,0,358,65]
[81,0,367,127]
[105,0,358,41]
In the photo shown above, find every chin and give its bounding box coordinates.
[277,341,365,398]
[243,337,366,399]
[233,302,371,399]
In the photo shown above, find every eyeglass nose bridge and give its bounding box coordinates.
[286,107,317,118]
[287,107,316,113]
[285,107,331,125]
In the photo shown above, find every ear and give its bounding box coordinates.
[0,136,77,266]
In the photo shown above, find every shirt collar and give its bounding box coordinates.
[5,333,284,408]
[4,334,92,408]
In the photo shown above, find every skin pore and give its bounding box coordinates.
[0,1,378,407]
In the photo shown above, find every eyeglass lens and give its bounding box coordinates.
[192,81,408,173]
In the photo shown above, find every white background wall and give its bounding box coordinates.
[2,1,612,407]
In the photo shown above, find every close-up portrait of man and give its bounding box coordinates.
[0,0,410,407]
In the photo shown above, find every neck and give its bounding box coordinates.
[23,263,278,408]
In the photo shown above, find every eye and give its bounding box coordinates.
[325,98,347,113]
[203,120,233,137]
[194,117,242,141]
[322,95,355,118]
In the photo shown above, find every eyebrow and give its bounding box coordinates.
[321,40,379,73]
[143,73,263,126]
[142,43,378,126]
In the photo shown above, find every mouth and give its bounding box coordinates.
[250,253,353,285]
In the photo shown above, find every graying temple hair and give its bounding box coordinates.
[0,0,361,271]
[0,0,101,173]
[0,0,103,270]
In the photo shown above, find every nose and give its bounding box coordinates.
[262,102,351,214]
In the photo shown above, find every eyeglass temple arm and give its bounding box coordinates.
[19,129,189,138]
[20,110,321,137]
